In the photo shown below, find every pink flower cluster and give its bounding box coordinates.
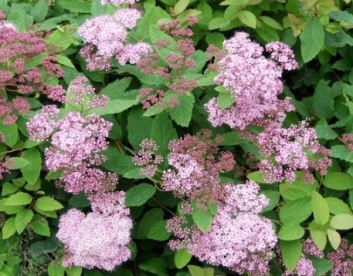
[327,238,353,276]
[0,96,30,125]
[57,191,132,270]
[78,8,152,70]
[257,121,332,183]
[132,139,163,177]
[205,32,298,130]
[161,130,234,201]
[167,182,277,275]
[137,17,199,109]
[0,13,65,101]
[27,106,115,194]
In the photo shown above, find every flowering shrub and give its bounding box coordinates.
[1,0,353,276]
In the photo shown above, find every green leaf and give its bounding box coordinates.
[31,0,49,22]
[150,24,178,61]
[300,17,324,62]
[137,208,164,238]
[278,221,305,240]
[0,123,18,147]
[329,10,353,24]
[68,193,90,208]
[310,224,327,251]
[21,148,42,185]
[330,145,350,160]
[15,209,33,234]
[56,55,75,69]
[260,16,283,30]
[1,183,19,196]
[4,157,29,170]
[323,172,353,190]
[188,265,204,276]
[327,229,341,250]
[312,80,334,119]
[151,112,177,165]
[311,191,330,225]
[217,90,235,109]
[205,32,225,48]
[86,99,137,116]
[238,10,257,29]
[314,125,338,140]
[125,184,156,207]
[139,258,167,275]
[279,197,312,224]
[326,197,352,215]
[35,197,63,211]
[330,213,353,230]
[48,260,65,276]
[127,107,153,150]
[280,239,302,271]
[247,171,267,184]
[66,266,82,276]
[261,190,280,212]
[5,192,33,206]
[169,94,195,127]
[208,17,230,30]
[58,1,91,13]
[30,214,50,237]
[311,257,333,276]
[192,204,213,232]
[174,248,192,269]
[91,0,108,16]
[147,220,171,241]
[2,217,16,239]
[174,0,190,15]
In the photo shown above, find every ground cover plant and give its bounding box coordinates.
[1,0,353,275]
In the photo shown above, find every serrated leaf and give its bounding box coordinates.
[188,265,204,276]
[192,204,213,232]
[247,171,267,183]
[0,123,18,147]
[279,197,312,223]
[21,148,42,185]
[66,266,82,276]
[174,248,192,269]
[311,257,333,276]
[68,193,90,208]
[323,172,353,190]
[48,260,65,276]
[278,221,305,240]
[125,184,156,207]
[5,192,33,206]
[330,213,353,230]
[311,191,330,225]
[260,16,283,30]
[30,215,50,237]
[208,17,230,30]
[1,183,19,196]
[147,220,171,241]
[238,10,257,28]
[15,209,33,234]
[151,112,177,167]
[327,229,341,250]
[280,240,302,271]
[127,107,153,150]
[169,94,194,127]
[310,227,327,250]
[312,80,334,119]
[137,208,164,238]
[329,10,353,24]
[300,17,324,62]
[174,0,190,15]
[31,0,49,22]
[4,157,28,170]
[56,55,75,68]
[2,217,16,239]
[86,99,136,116]
[326,197,352,215]
[58,1,91,13]
[35,197,63,211]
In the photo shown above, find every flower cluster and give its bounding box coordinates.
[327,238,353,276]
[205,31,298,130]
[161,129,234,202]
[257,121,332,183]
[0,12,65,101]
[78,7,152,70]
[137,17,199,109]
[57,191,132,270]
[0,96,30,125]
[27,106,115,194]
[167,182,277,275]
[132,139,163,177]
